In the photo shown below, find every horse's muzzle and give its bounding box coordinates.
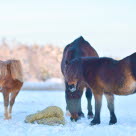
[68,84,76,92]
[70,113,79,122]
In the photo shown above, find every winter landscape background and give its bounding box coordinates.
[0,0,135,136]
[0,40,63,82]
[0,40,135,136]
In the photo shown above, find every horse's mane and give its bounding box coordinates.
[0,60,23,82]
[65,58,82,81]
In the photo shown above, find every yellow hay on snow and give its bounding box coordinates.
[37,117,65,125]
[25,106,65,125]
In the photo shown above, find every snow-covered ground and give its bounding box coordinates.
[22,78,65,90]
[0,90,136,136]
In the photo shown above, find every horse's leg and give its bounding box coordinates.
[104,93,117,125]
[86,88,93,119]
[9,91,19,119]
[65,95,71,116]
[76,85,84,118]
[65,82,74,117]
[3,91,10,119]
[65,82,70,115]
[78,96,85,118]
[91,92,103,125]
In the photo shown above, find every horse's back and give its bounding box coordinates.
[82,55,136,95]
[82,57,123,92]
[0,59,23,93]
[61,36,98,74]
[63,36,98,58]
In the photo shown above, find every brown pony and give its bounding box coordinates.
[61,36,98,121]
[65,53,136,125]
[0,60,23,119]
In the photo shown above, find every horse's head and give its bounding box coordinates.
[65,58,82,92]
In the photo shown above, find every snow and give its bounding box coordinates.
[22,78,65,90]
[0,90,136,136]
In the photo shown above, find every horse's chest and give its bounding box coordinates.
[128,81,136,92]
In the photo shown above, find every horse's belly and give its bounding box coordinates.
[114,81,136,95]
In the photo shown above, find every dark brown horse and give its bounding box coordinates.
[65,53,136,125]
[61,36,98,121]
[0,60,23,119]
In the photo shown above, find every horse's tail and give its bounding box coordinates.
[0,62,8,79]
[9,60,23,82]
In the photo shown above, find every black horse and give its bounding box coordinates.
[61,36,99,121]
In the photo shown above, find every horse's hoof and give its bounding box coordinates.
[87,114,94,119]
[109,116,117,125]
[8,116,12,119]
[90,120,100,126]
[70,113,79,122]
[4,117,10,120]
[90,122,100,126]
[4,114,11,120]
[87,112,94,119]
[109,122,116,125]
[78,112,85,118]
[109,119,117,125]
[70,117,79,122]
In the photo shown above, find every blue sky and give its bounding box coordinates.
[0,0,135,57]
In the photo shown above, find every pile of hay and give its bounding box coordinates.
[25,106,65,125]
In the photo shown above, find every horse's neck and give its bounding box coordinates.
[118,57,130,71]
